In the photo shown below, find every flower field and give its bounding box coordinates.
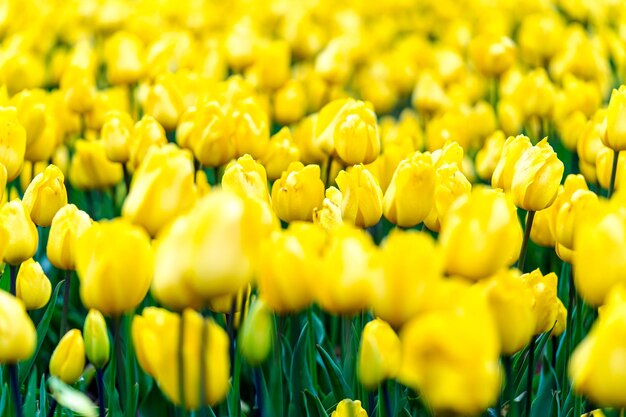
[1,0,626,416]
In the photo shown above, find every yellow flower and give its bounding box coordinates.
[316,225,378,315]
[530,207,556,248]
[476,130,505,182]
[492,134,532,192]
[246,39,290,90]
[11,89,57,163]
[510,139,564,211]
[0,199,38,265]
[260,127,301,181]
[49,329,86,384]
[573,203,626,306]
[0,106,27,181]
[222,154,270,204]
[22,164,67,227]
[554,189,598,251]
[316,99,380,165]
[374,230,443,328]
[604,85,626,151]
[293,114,326,164]
[271,161,325,222]
[399,288,501,415]
[479,269,536,355]
[129,116,167,170]
[101,110,134,163]
[335,165,383,228]
[69,140,123,190]
[47,204,92,270]
[83,309,110,369]
[313,187,344,231]
[440,187,522,280]
[522,269,560,334]
[232,97,270,159]
[596,147,626,192]
[142,74,186,131]
[16,258,51,311]
[358,319,401,390]
[423,163,472,233]
[469,34,516,77]
[132,308,230,409]
[519,68,556,120]
[257,223,325,313]
[123,145,197,237]
[0,290,36,363]
[570,293,626,407]
[273,80,307,125]
[331,399,368,417]
[383,151,436,228]
[411,72,448,115]
[185,102,236,168]
[76,219,153,316]
[238,298,273,366]
[104,31,144,85]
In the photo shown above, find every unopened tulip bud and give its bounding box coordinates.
[0,106,27,181]
[22,164,67,226]
[357,319,401,390]
[238,298,273,366]
[50,329,86,384]
[271,161,324,222]
[0,200,38,265]
[0,290,36,362]
[83,309,110,368]
[16,258,51,310]
[336,165,383,228]
[604,85,626,151]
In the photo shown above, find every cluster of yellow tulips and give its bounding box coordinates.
[2,0,626,417]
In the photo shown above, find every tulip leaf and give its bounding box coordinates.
[531,356,557,417]
[40,374,48,417]
[303,390,328,417]
[19,280,64,385]
[513,330,553,396]
[289,322,315,417]
[47,376,97,417]
[0,383,6,416]
[23,370,37,417]
[316,343,353,403]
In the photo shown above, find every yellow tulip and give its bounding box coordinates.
[260,127,301,181]
[232,97,270,159]
[0,290,36,363]
[383,151,436,228]
[423,163,472,233]
[519,68,556,120]
[0,199,38,265]
[358,319,401,390]
[293,114,326,164]
[440,187,522,280]
[476,130,505,182]
[411,72,449,115]
[142,74,186,131]
[511,138,565,211]
[316,225,378,315]
[49,329,86,384]
[11,89,57,163]
[479,269,536,355]
[271,161,325,222]
[69,140,123,190]
[335,165,383,228]
[83,309,110,369]
[522,269,560,334]
[16,258,51,310]
[184,102,236,167]
[273,80,307,125]
[129,116,167,170]
[596,147,626,192]
[399,288,501,415]
[47,204,92,270]
[554,189,598,251]
[22,164,67,227]
[530,207,556,248]
[331,399,368,417]
[604,85,626,151]
[76,219,154,316]
[222,154,270,204]
[246,39,290,90]
[101,110,134,163]
[469,34,516,77]
[313,187,344,231]
[0,106,27,181]
[104,31,144,85]
[374,230,443,328]
[132,308,230,409]
[238,298,273,366]
[123,144,197,236]
[492,134,532,192]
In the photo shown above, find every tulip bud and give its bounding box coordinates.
[357,319,401,390]
[522,269,560,334]
[232,97,270,159]
[123,145,197,236]
[440,187,522,280]
[476,131,505,182]
[47,204,92,270]
[69,140,123,190]
[83,309,110,368]
[273,80,307,125]
[511,139,564,211]
[383,151,436,228]
[313,187,344,231]
[239,298,273,366]
[22,164,67,227]
[16,258,51,310]
[374,230,443,328]
[246,39,290,90]
[0,199,38,265]
[480,269,535,355]
[76,220,154,316]
[411,72,448,115]
[492,134,532,192]
[260,127,301,181]
[0,290,36,363]
[129,116,167,170]
[104,31,144,85]
[271,161,324,222]
[604,85,626,151]
[469,34,516,77]
[519,68,556,119]
[185,102,236,167]
[0,106,27,181]
[222,154,270,204]
[143,74,185,131]
[293,114,326,164]
[423,163,472,232]
[101,110,134,163]
[50,329,86,384]
[530,207,556,248]
[331,399,368,417]
[335,165,383,228]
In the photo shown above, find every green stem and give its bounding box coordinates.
[525,336,537,417]
[46,399,57,417]
[60,270,71,335]
[518,211,536,273]
[608,149,619,198]
[178,312,187,414]
[381,382,392,417]
[253,367,264,417]
[9,363,22,417]
[324,157,334,188]
[96,368,106,417]
[307,308,318,389]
